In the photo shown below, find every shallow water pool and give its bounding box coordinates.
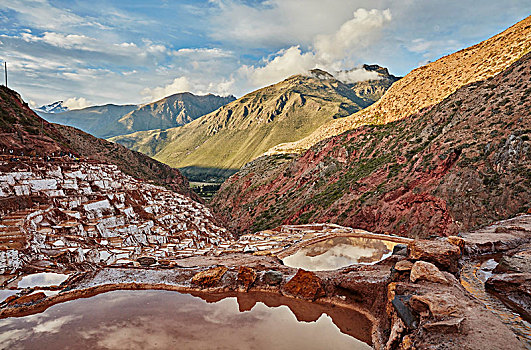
[282,236,397,271]
[17,272,70,289]
[0,289,372,350]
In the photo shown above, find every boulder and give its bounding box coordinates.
[409,239,461,273]
[393,244,409,256]
[137,256,157,266]
[191,266,228,288]
[410,261,448,284]
[395,260,414,272]
[263,270,283,285]
[283,269,326,300]
[409,292,460,317]
[237,266,257,291]
[447,236,465,250]
[392,294,418,329]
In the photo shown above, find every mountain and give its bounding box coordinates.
[211,51,531,237]
[37,92,235,139]
[0,86,197,200]
[268,15,531,155]
[37,104,138,139]
[110,66,399,181]
[35,100,68,114]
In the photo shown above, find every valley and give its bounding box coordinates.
[0,9,530,350]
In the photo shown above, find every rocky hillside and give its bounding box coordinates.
[38,93,234,139]
[0,86,196,199]
[269,15,531,155]
[212,52,531,237]
[111,66,398,181]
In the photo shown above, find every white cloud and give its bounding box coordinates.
[141,76,236,102]
[174,48,233,58]
[239,46,317,87]
[63,97,91,110]
[313,8,392,62]
[334,68,381,83]
[1,0,108,31]
[238,8,392,89]
[208,0,374,48]
[141,77,192,101]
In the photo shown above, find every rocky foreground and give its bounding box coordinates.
[1,212,530,349]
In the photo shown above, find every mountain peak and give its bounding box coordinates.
[308,69,335,80]
[35,100,68,114]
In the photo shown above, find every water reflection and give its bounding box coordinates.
[17,273,70,289]
[283,236,397,271]
[0,290,372,350]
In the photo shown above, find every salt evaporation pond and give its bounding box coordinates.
[283,236,397,271]
[0,290,372,350]
[17,272,70,289]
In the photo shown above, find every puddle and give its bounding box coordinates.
[0,290,19,303]
[282,236,397,271]
[0,290,372,350]
[17,273,70,289]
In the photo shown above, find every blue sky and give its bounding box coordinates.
[0,0,530,109]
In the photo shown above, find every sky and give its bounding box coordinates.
[0,0,529,109]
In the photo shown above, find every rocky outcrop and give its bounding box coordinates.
[409,240,461,273]
[213,50,531,237]
[283,269,326,301]
[484,243,531,321]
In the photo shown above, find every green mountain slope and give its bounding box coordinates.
[111,67,398,181]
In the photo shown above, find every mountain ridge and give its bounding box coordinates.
[111,65,398,181]
[212,50,531,237]
[267,15,531,155]
[37,92,234,139]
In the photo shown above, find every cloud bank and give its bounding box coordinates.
[239,8,392,89]
[0,0,529,107]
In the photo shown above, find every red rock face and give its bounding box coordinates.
[213,52,531,238]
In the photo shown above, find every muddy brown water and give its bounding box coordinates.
[282,236,397,271]
[0,290,373,350]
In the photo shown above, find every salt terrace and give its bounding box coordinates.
[0,157,412,274]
